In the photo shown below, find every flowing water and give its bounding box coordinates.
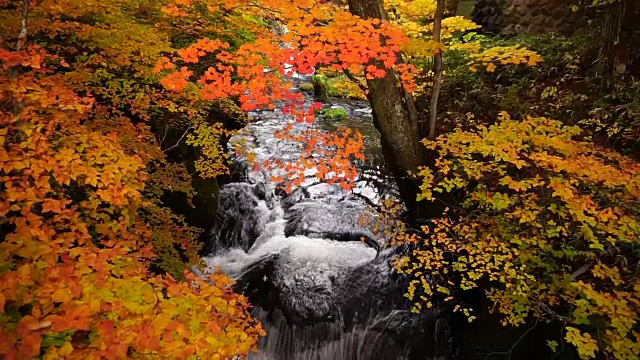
[199,85,450,360]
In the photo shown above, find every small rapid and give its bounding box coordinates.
[199,87,450,360]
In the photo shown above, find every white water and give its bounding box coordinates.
[200,89,443,359]
[201,208,377,282]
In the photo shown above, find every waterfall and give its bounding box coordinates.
[200,86,450,359]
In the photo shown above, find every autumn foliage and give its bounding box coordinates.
[152,0,544,192]
[153,0,415,191]
[1,0,431,356]
[395,113,640,359]
[0,0,265,358]
[4,0,636,358]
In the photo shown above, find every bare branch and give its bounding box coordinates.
[342,69,368,93]
[160,123,169,146]
[482,318,539,360]
[531,296,570,323]
[427,0,445,139]
[569,262,593,282]
[163,125,193,153]
[16,0,30,51]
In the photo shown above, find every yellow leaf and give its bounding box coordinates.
[52,288,71,303]
[59,342,74,356]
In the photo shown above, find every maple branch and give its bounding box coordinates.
[342,69,368,93]
[428,0,445,139]
[16,0,30,51]
[569,262,593,282]
[481,318,539,360]
[159,123,169,146]
[163,125,192,153]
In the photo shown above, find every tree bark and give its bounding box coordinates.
[598,0,625,89]
[16,0,30,51]
[347,0,425,216]
[8,0,30,114]
[428,0,445,139]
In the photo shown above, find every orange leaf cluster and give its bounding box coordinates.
[157,0,417,113]
[0,40,262,360]
[155,0,416,192]
[263,127,365,193]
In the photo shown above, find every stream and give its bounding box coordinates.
[198,83,451,360]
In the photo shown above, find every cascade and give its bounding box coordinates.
[199,88,450,360]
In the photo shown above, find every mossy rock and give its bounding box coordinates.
[326,75,367,100]
[320,107,348,120]
[312,74,329,100]
[299,83,314,93]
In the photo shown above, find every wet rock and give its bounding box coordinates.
[208,183,275,253]
[280,186,310,210]
[201,89,446,359]
[284,200,382,251]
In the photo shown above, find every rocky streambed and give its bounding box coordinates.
[199,89,450,360]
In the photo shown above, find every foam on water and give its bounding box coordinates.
[200,90,447,359]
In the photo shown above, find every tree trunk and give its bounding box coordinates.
[446,0,460,15]
[428,0,445,139]
[8,0,30,114]
[598,0,625,89]
[347,0,425,217]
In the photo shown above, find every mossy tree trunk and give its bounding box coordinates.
[312,74,329,100]
[347,0,425,218]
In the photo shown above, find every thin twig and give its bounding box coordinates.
[163,125,193,153]
[428,0,445,139]
[481,318,539,360]
[342,68,368,93]
[550,325,567,360]
[16,0,30,51]
[159,123,169,146]
[532,296,570,323]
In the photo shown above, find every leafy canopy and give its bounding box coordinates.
[395,113,640,359]
[0,0,266,358]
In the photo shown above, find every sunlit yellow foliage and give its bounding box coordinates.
[187,120,230,178]
[384,0,539,88]
[566,327,600,359]
[385,1,478,38]
[387,0,437,23]
[330,79,368,100]
[467,46,543,72]
[396,113,640,359]
[315,68,368,99]
[405,39,447,59]
[386,1,478,56]
[440,16,481,37]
